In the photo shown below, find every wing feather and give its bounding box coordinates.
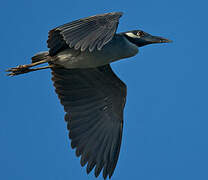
[48,12,123,55]
[51,64,126,178]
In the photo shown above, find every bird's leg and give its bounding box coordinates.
[6,65,54,76]
[7,59,49,71]
[6,59,52,76]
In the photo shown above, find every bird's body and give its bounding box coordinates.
[53,34,138,68]
[7,12,171,179]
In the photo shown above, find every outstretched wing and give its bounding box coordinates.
[51,64,127,179]
[47,12,123,55]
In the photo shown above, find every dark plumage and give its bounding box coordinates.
[6,12,171,179]
[47,12,122,55]
[52,65,125,178]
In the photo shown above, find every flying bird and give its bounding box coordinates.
[7,12,171,179]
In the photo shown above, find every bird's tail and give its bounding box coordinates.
[6,51,52,76]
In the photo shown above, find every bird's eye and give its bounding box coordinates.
[137,31,145,37]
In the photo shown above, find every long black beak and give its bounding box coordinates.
[137,34,172,47]
[148,35,172,44]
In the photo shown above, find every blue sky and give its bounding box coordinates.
[1,0,208,180]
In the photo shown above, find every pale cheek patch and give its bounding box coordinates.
[125,32,140,38]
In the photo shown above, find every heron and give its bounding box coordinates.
[7,12,171,179]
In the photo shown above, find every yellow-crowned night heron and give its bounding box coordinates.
[7,12,171,179]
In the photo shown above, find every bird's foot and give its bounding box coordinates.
[6,65,33,76]
[6,64,54,76]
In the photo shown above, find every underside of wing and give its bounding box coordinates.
[51,64,126,179]
[47,12,123,56]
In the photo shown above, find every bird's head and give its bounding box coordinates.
[123,30,172,47]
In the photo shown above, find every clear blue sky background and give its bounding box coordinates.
[1,0,208,180]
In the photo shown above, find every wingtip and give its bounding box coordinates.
[118,11,124,16]
[112,11,124,17]
[103,11,123,17]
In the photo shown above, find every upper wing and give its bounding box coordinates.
[47,12,123,55]
[51,64,127,179]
